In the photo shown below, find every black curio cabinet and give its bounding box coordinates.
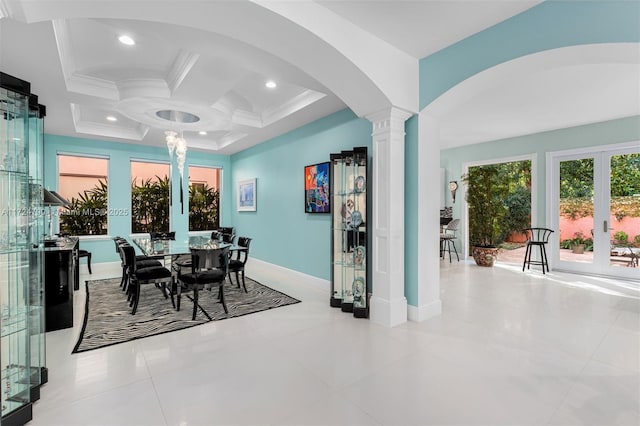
[330,147,370,318]
[1,71,47,426]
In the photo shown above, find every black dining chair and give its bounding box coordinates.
[218,227,236,244]
[228,237,252,293]
[522,228,554,274]
[121,244,174,314]
[176,246,231,320]
[114,237,162,293]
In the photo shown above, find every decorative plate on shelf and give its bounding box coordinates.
[352,277,365,301]
[354,175,366,193]
[350,210,363,228]
[353,246,366,265]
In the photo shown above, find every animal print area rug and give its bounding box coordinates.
[73,276,300,353]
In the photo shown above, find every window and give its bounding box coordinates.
[130,161,170,233]
[58,154,108,236]
[188,166,220,231]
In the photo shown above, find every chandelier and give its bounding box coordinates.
[164,130,188,213]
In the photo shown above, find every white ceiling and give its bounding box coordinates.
[1,0,637,154]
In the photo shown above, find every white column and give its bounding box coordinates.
[366,107,412,327]
[413,112,442,321]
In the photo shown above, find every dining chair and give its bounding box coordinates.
[228,237,252,293]
[440,219,460,262]
[114,237,162,293]
[522,227,554,274]
[121,244,174,314]
[176,246,231,320]
[218,227,236,244]
[150,231,176,241]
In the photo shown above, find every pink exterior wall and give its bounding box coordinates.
[559,215,640,242]
[58,156,221,201]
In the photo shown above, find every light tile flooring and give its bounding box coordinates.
[31,261,639,426]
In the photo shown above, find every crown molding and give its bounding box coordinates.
[167,49,200,93]
[262,89,326,126]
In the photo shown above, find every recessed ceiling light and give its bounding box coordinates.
[106,116,118,122]
[118,35,135,46]
[265,80,277,89]
[199,131,207,135]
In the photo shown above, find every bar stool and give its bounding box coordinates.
[522,228,554,274]
[440,219,460,262]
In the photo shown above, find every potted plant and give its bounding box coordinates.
[570,231,586,254]
[462,165,509,267]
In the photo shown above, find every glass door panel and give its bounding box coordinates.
[552,147,639,280]
[608,152,640,271]
[558,158,595,265]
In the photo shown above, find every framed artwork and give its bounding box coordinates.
[304,161,330,213]
[237,178,256,211]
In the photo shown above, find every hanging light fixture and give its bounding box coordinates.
[165,130,177,157]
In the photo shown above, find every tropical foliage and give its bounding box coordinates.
[59,180,108,235]
[463,161,531,247]
[189,183,219,231]
[131,176,170,233]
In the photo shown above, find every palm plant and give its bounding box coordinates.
[189,183,219,231]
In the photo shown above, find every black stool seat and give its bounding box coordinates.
[522,228,554,274]
[78,249,92,274]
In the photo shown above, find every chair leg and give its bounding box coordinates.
[120,268,126,289]
[87,253,92,274]
[527,244,533,270]
[451,241,459,262]
[447,240,452,263]
[169,279,176,309]
[522,244,530,271]
[541,244,550,273]
[132,283,141,314]
[192,288,199,320]
[235,271,240,288]
[219,286,228,314]
[241,270,247,293]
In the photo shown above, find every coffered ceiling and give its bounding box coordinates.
[11,0,634,155]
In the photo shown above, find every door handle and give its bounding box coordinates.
[603,220,608,232]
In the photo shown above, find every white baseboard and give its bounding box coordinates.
[407,300,442,322]
[246,258,330,291]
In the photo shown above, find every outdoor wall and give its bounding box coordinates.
[43,134,231,263]
[440,116,640,254]
[230,109,371,281]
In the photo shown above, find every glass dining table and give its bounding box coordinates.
[130,235,242,257]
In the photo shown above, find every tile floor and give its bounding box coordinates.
[30,260,639,426]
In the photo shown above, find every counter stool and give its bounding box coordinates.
[78,249,92,274]
[522,228,554,274]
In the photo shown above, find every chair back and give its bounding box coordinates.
[150,231,175,241]
[445,219,460,232]
[119,244,137,274]
[235,237,252,264]
[523,227,554,243]
[190,246,231,275]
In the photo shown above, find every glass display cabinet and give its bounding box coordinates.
[1,72,46,425]
[330,147,369,318]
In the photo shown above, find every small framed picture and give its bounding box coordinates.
[237,178,256,212]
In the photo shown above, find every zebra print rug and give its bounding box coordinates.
[73,276,300,353]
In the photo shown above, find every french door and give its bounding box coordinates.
[549,146,639,281]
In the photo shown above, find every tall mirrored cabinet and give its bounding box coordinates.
[1,72,47,425]
[330,147,369,318]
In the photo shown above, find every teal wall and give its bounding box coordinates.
[404,115,419,305]
[440,116,640,251]
[43,134,231,263]
[419,0,640,109]
[230,109,371,280]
